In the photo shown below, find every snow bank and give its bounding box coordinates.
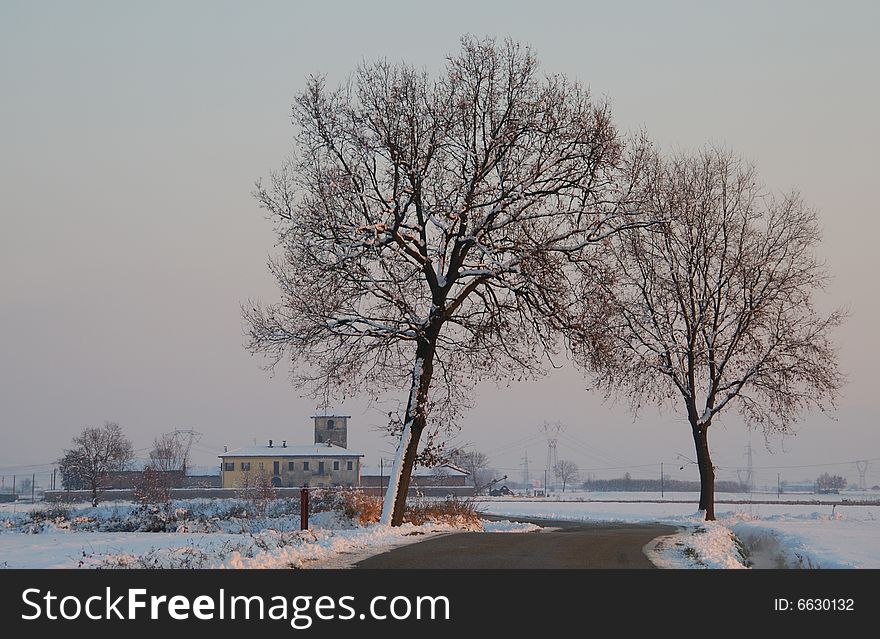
[645,520,749,569]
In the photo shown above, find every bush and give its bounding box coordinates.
[338,491,383,525]
[317,489,481,527]
[403,498,481,527]
[134,468,172,507]
[237,471,277,516]
[29,506,70,524]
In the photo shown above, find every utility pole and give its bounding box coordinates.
[543,469,547,497]
[31,473,35,503]
[12,475,15,498]
[380,459,384,495]
[521,452,530,493]
[661,462,664,498]
[52,468,57,491]
[777,473,781,499]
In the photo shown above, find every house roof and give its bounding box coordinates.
[220,444,364,458]
[361,462,469,477]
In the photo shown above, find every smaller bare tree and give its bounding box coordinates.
[553,460,579,492]
[569,147,844,519]
[148,432,191,476]
[448,448,492,494]
[58,422,133,506]
[141,431,192,499]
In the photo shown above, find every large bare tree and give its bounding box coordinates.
[58,421,134,506]
[570,147,844,519]
[245,37,649,525]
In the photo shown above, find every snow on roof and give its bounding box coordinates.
[220,444,363,458]
[311,408,351,418]
[361,462,469,477]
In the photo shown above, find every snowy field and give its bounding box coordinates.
[0,500,536,569]
[478,489,880,504]
[475,496,880,569]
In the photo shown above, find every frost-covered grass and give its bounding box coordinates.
[0,498,308,535]
[477,498,880,569]
[0,498,536,569]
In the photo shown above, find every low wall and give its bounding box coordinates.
[44,484,475,503]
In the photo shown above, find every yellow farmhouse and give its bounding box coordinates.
[219,414,363,488]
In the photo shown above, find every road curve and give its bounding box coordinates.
[355,518,676,569]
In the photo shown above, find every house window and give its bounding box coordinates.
[259,462,264,470]
[318,461,325,474]
[347,461,353,471]
[241,462,250,471]
[224,462,234,471]
[333,461,339,471]
[327,419,335,429]
[288,461,295,471]
[303,461,310,471]
[273,461,280,475]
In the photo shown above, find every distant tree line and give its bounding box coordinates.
[582,475,748,493]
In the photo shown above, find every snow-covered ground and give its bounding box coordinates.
[476,497,880,569]
[3,495,876,569]
[0,500,537,569]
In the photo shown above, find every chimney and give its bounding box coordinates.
[268,439,273,448]
[282,440,287,448]
[224,445,227,453]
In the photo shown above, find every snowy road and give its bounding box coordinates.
[354,518,676,568]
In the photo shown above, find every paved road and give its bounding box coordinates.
[355,518,676,569]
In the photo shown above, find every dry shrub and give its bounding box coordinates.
[322,489,481,528]
[134,467,172,507]
[237,470,277,516]
[403,498,481,528]
[338,490,383,525]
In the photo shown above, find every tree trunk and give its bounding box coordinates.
[691,424,715,520]
[91,483,99,507]
[380,330,438,526]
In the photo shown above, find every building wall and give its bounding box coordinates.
[221,456,360,488]
[314,416,347,448]
[360,474,468,487]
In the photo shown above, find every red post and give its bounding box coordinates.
[300,486,309,531]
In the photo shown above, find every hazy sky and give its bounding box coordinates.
[2,1,878,489]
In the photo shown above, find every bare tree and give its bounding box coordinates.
[245,36,650,525]
[569,147,844,520]
[146,431,192,489]
[58,421,134,506]
[816,473,846,494]
[553,459,579,492]
[148,432,192,474]
[448,448,492,493]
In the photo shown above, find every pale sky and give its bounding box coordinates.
[2,1,878,489]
